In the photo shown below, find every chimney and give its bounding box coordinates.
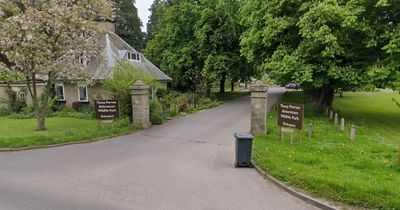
[97,18,115,33]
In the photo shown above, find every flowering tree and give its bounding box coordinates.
[0,0,112,130]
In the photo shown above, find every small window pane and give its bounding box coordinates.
[55,84,65,101]
[18,91,26,102]
[79,86,88,101]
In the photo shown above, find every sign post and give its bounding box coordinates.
[94,100,120,128]
[277,103,304,144]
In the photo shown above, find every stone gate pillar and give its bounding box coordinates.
[250,80,268,135]
[130,80,151,129]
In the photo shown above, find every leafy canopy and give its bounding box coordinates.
[240,0,400,106]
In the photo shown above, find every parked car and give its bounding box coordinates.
[285,83,300,89]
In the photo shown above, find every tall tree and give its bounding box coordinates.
[145,0,253,93]
[144,0,203,91]
[0,0,112,130]
[146,0,163,42]
[195,0,246,93]
[114,0,146,50]
[240,0,400,108]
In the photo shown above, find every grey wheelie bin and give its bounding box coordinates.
[234,132,254,168]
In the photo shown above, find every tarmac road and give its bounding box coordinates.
[0,87,318,210]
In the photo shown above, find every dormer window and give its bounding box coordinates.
[77,57,87,67]
[127,52,140,61]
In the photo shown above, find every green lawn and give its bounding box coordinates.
[253,92,400,209]
[0,117,136,148]
[334,92,400,144]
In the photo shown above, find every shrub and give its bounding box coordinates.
[5,88,26,113]
[178,94,190,112]
[51,101,66,112]
[0,108,12,116]
[48,106,93,119]
[156,88,171,99]
[71,101,89,111]
[149,100,165,125]
[102,60,158,118]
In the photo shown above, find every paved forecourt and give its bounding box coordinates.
[0,87,318,210]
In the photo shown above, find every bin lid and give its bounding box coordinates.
[234,132,254,140]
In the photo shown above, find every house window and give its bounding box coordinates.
[55,83,65,101]
[78,57,87,67]
[18,91,27,102]
[78,85,88,102]
[127,52,139,61]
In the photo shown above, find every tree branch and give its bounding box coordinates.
[0,51,14,68]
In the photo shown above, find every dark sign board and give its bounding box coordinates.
[94,100,119,120]
[277,103,304,129]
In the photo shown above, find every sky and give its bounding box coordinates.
[135,0,154,32]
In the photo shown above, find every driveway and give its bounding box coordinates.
[0,87,317,210]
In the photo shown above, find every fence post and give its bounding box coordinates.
[350,124,356,141]
[307,123,313,138]
[334,113,339,125]
[340,118,345,132]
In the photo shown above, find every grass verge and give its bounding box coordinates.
[253,92,400,209]
[333,92,400,144]
[0,117,136,148]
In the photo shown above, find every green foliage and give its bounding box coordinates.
[5,88,26,113]
[0,72,23,81]
[157,88,245,118]
[144,0,254,92]
[114,0,146,50]
[0,108,11,116]
[254,92,400,209]
[102,61,157,117]
[144,1,202,91]
[240,0,400,106]
[8,105,94,120]
[149,100,165,125]
[9,105,35,119]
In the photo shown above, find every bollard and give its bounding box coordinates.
[350,124,356,141]
[334,113,338,125]
[307,123,313,138]
[340,118,345,132]
[325,107,329,116]
[330,110,333,120]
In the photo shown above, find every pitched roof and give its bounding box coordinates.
[93,32,172,82]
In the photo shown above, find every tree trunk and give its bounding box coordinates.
[230,80,235,92]
[313,87,334,109]
[316,89,325,107]
[324,87,335,108]
[219,73,226,94]
[36,110,46,131]
[205,80,212,95]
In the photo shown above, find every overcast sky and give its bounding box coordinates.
[136,0,154,32]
